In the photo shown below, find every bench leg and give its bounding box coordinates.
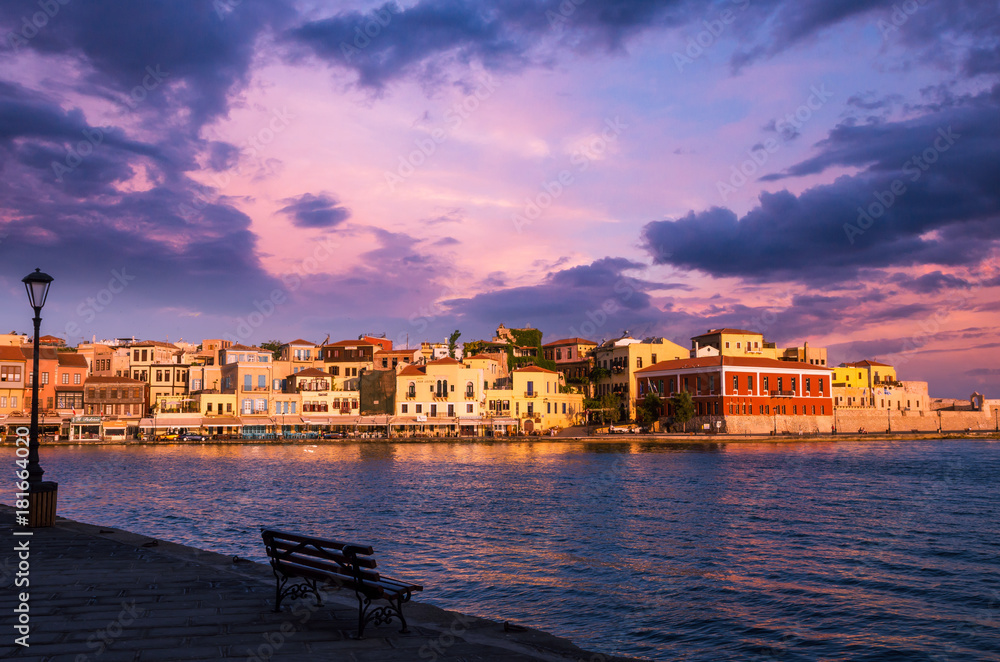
[353,593,411,638]
[273,575,322,612]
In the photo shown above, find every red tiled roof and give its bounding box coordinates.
[0,346,26,361]
[399,365,427,376]
[464,354,499,362]
[291,368,330,378]
[375,348,420,355]
[636,355,831,374]
[324,339,377,347]
[283,339,315,346]
[130,340,179,348]
[21,347,59,361]
[541,337,597,347]
[57,353,89,367]
[843,360,893,368]
[514,365,558,374]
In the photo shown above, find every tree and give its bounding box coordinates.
[261,340,283,360]
[670,391,695,432]
[448,330,461,358]
[636,393,663,427]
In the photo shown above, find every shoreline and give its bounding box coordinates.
[4,431,998,446]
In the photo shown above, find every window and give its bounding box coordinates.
[242,399,252,414]
[791,377,797,392]
[762,376,769,393]
[416,404,422,414]
[759,405,764,414]
[747,375,753,393]
[732,375,738,393]
[793,405,798,415]
[547,402,552,414]
[812,405,816,415]
[61,373,69,384]
[651,354,657,364]
[0,366,21,382]
[41,372,49,385]
[401,404,408,413]
[562,403,567,414]
[527,402,534,415]
[447,404,455,416]
[207,402,213,412]
[777,377,783,392]
[244,375,251,390]
[258,375,266,390]
[636,357,642,369]
[725,342,730,349]
[708,375,715,393]
[805,378,811,393]
[526,381,534,396]
[818,378,824,394]
[467,404,473,413]
[736,342,741,348]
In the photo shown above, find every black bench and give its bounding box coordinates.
[260,529,423,638]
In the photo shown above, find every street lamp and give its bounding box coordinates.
[22,268,57,527]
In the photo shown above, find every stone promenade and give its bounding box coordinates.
[0,506,634,661]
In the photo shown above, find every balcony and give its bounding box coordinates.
[524,391,537,398]
[772,390,796,397]
[405,393,416,400]
[465,392,475,399]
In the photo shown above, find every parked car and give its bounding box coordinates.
[157,433,180,440]
[609,424,640,434]
[178,433,207,441]
[321,432,344,439]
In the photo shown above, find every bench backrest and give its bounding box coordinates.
[261,529,383,589]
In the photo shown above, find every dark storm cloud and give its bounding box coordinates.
[0,0,294,128]
[891,271,972,293]
[277,193,351,229]
[642,86,1000,285]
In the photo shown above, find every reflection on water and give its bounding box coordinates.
[32,440,1000,661]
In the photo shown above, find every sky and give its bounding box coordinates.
[0,0,998,397]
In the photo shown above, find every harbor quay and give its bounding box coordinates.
[0,506,635,662]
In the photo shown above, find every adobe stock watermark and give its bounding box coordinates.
[224,237,337,344]
[568,276,636,339]
[339,4,401,61]
[546,0,587,31]
[844,126,959,244]
[4,0,71,53]
[512,116,628,234]
[717,84,833,201]
[51,65,168,183]
[384,73,499,192]
[673,0,751,72]
[178,107,294,220]
[877,0,930,40]
[76,600,147,661]
[742,288,795,336]
[61,268,136,339]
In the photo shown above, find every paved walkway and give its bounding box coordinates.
[0,506,635,661]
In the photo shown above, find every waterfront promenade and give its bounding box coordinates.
[0,506,631,661]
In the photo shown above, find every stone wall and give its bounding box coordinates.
[685,415,834,435]
[834,408,999,433]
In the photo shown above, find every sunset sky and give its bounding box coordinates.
[0,0,998,397]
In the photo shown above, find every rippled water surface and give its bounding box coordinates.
[28,439,1000,660]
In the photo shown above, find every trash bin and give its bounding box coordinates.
[28,481,58,528]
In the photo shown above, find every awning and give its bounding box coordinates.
[4,415,66,425]
[138,416,202,429]
[488,417,518,425]
[203,416,242,427]
[274,416,305,426]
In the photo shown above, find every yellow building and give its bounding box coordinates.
[0,345,26,415]
[463,354,503,389]
[593,336,688,418]
[831,360,922,411]
[393,358,484,435]
[484,366,584,433]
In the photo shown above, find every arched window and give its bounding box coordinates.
[407,382,415,397]
[465,381,474,397]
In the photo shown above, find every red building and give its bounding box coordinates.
[634,356,833,419]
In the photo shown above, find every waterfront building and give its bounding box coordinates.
[22,345,59,413]
[593,335,688,419]
[322,339,376,390]
[0,345,25,415]
[484,366,584,434]
[219,345,274,435]
[463,354,504,388]
[394,357,484,435]
[542,337,597,391]
[634,355,834,434]
[79,375,148,440]
[690,329,828,366]
[832,360,928,412]
[55,352,88,415]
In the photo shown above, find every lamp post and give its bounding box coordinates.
[22,268,58,527]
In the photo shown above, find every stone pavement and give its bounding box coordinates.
[0,506,637,662]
